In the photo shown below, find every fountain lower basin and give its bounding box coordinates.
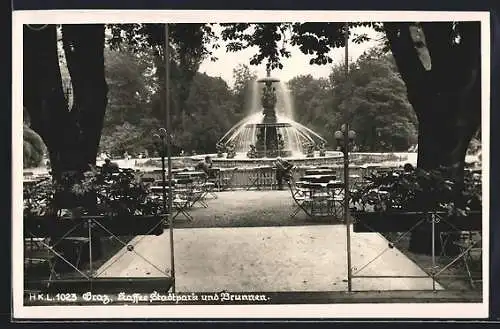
[133,151,413,170]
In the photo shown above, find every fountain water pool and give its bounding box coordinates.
[218,112,327,159]
[217,68,327,159]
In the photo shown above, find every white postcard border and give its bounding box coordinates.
[12,9,491,319]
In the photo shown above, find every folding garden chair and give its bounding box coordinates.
[306,184,330,217]
[453,231,482,288]
[219,168,238,191]
[24,238,60,282]
[204,168,220,195]
[328,181,345,219]
[149,185,192,222]
[25,225,94,286]
[186,181,209,209]
[201,170,219,199]
[288,180,314,220]
[172,195,194,222]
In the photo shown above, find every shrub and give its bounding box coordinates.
[23,125,45,168]
[350,167,482,214]
[24,167,166,218]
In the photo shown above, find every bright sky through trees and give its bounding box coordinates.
[198,25,382,87]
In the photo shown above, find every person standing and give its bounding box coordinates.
[101,158,119,174]
[195,156,213,177]
[274,157,293,190]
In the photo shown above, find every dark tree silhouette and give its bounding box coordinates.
[383,22,481,253]
[24,24,107,180]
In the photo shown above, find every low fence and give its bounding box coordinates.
[351,210,483,293]
[210,156,344,169]
[133,152,412,170]
[141,165,379,190]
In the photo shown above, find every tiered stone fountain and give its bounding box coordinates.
[217,68,328,162]
[251,69,293,158]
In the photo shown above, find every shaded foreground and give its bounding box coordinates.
[91,186,457,294]
[25,190,481,300]
[98,225,443,292]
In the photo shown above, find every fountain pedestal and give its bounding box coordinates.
[251,122,293,158]
[252,69,285,158]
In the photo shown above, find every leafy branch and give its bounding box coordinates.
[350,167,481,214]
[24,167,165,218]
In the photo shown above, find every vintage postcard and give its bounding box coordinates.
[13,10,490,319]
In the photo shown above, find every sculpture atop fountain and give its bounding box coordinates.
[261,68,278,124]
[250,68,292,158]
[217,67,327,158]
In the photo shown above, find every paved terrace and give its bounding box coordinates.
[98,190,442,292]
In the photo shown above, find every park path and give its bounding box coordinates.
[97,191,441,292]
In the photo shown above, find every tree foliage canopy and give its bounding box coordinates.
[98,43,417,157]
[24,125,46,168]
[220,23,385,69]
[25,21,481,174]
[288,48,417,152]
[99,45,241,156]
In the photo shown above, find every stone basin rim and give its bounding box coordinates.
[256,77,281,83]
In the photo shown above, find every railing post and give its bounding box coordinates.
[343,22,353,293]
[88,218,93,277]
[165,24,176,293]
[431,212,437,292]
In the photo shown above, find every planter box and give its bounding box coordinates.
[352,210,482,233]
[24,215,166,238]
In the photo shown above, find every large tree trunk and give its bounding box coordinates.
[23,25,72,177]
[24,24,108,258]
[24,24,107,175]
[62,24,108,172]
[24,24,107,187]
[384,22,481,254]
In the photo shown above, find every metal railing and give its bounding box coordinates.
[349,210,482,293]
[24,213,173,301]
[142,166,372,191]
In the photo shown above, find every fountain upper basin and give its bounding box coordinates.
[245,122,292,128]
[257,76,280,83]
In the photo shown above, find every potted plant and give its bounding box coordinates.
[24,166,168,239]
[350,167,482,237]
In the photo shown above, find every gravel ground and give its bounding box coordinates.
[172,190,342,228]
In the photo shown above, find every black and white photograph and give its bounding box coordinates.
[13,10,490,319]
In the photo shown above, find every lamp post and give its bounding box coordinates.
[153,129,168,213]
[161,23,176,293]
[341,22,354,292]
[335,125,356,293]
[334,125,357,153]
[165,23,176,293]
